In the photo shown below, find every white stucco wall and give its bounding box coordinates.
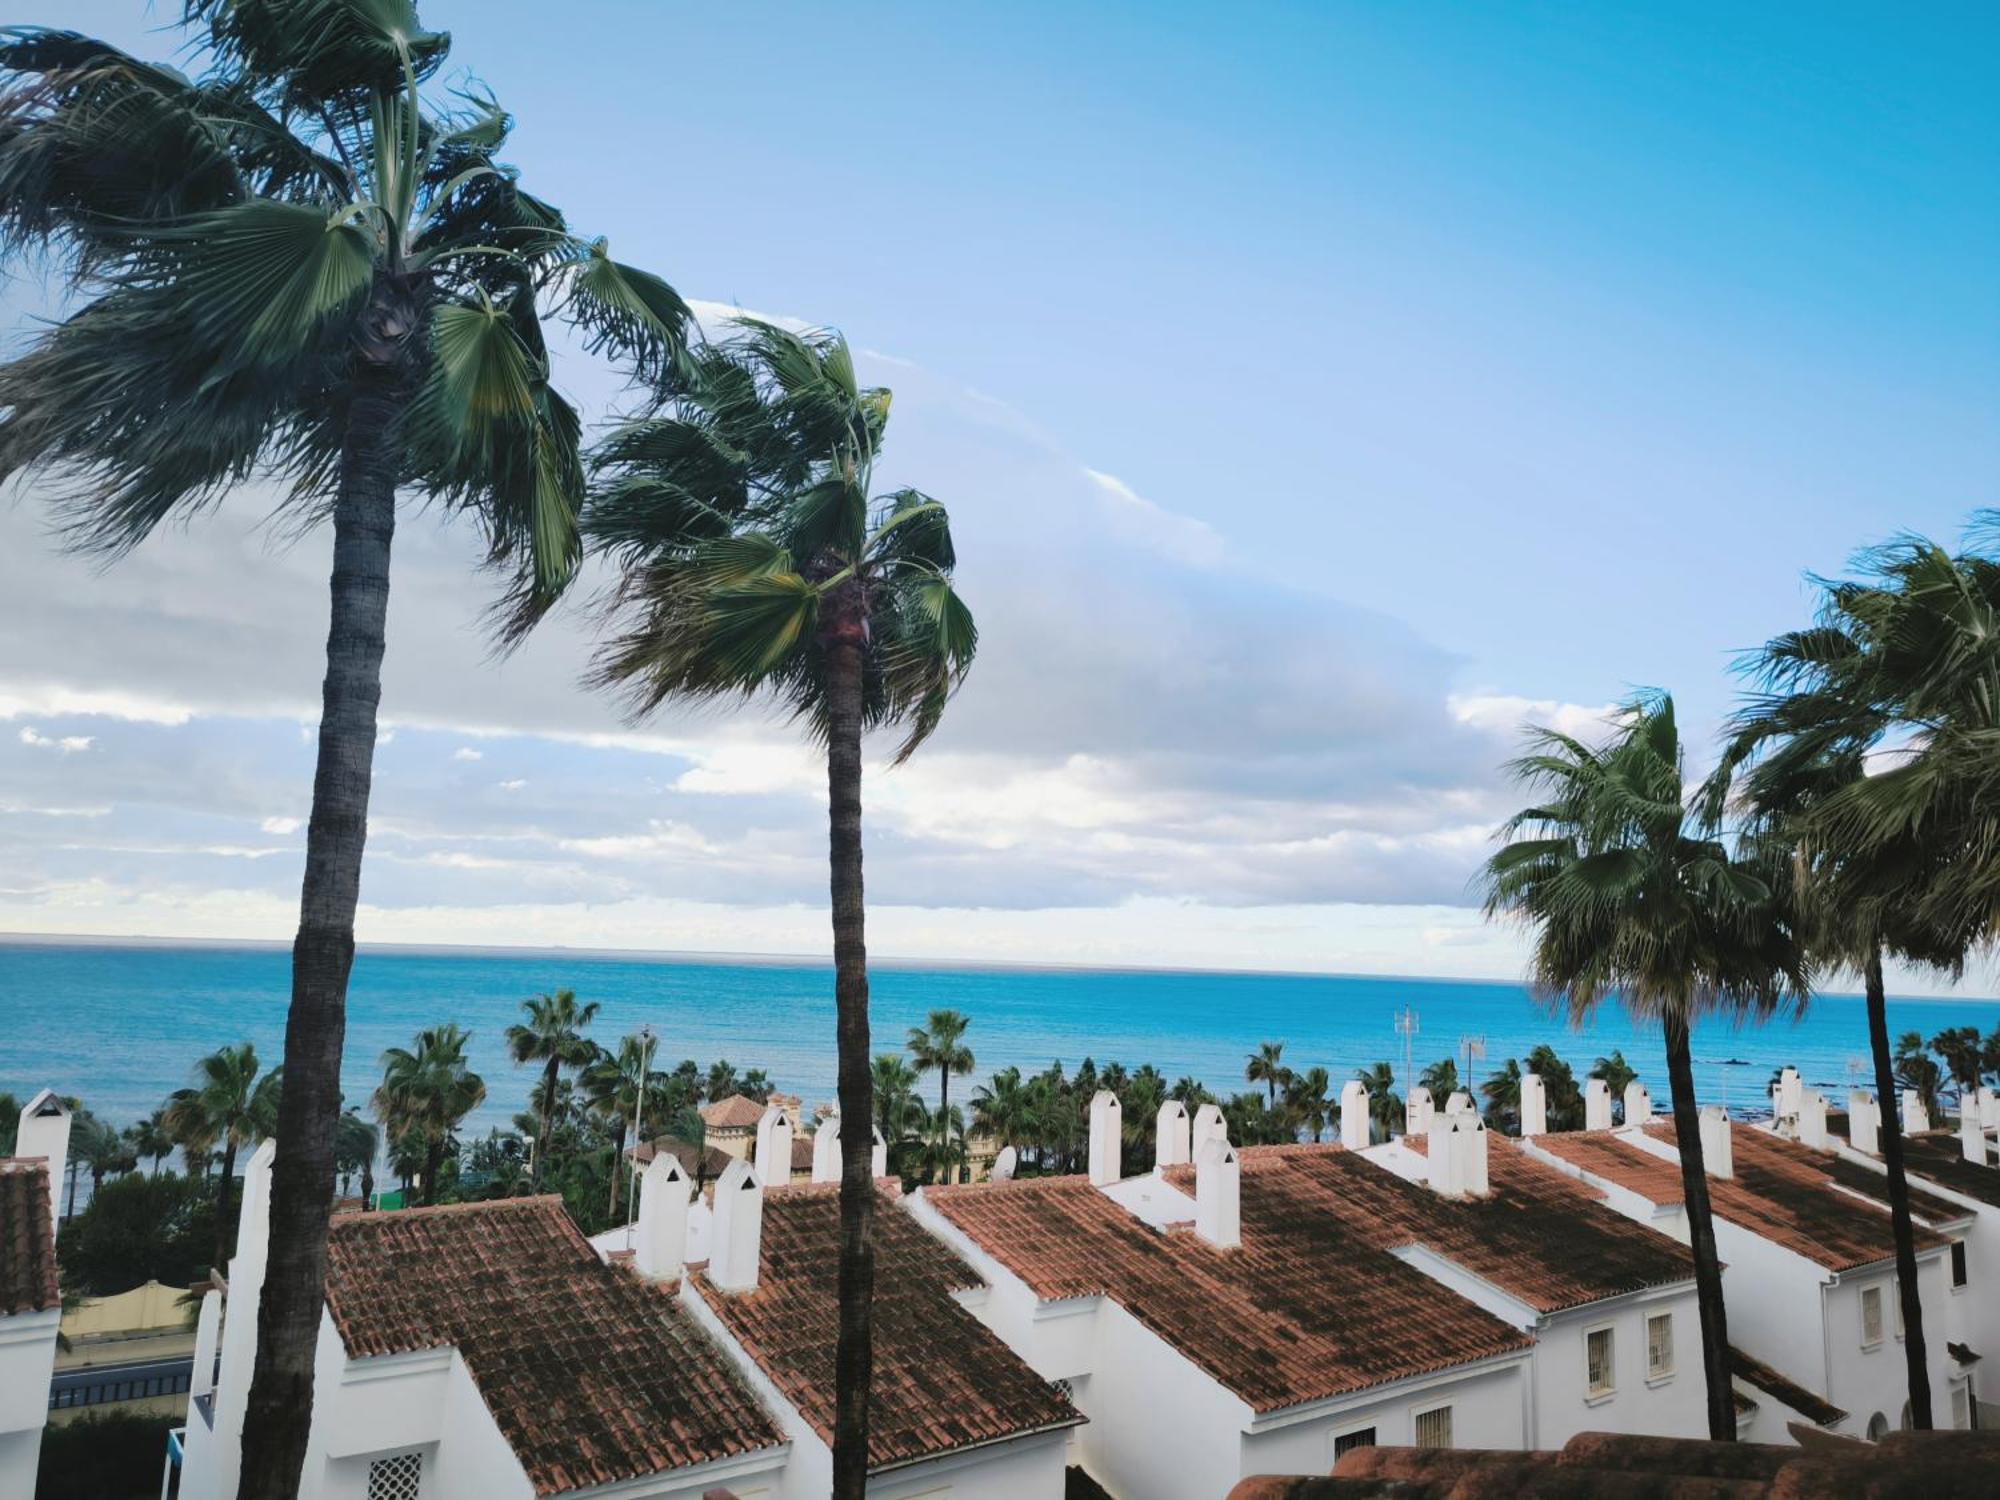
[0,1310,59,1500]
[1239,1359,1528,1480]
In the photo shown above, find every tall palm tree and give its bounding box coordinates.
[583,319,975,1494]
[1481,693,1808,1440]
[333,1109,379,1209]
[506,990,600,1186]
[581,1033,663,1218]
[1418,1056,1460,1103]
[971,1067,1033,1152]
[1894,1033,1945,1122]
[125,1108,175,1179]
[1480,1059,1525,1134]
[1354,1062,1402,1143]
[0,10,688,1488]
[373,1023,485,1206]
[1286,1065,1333,1143]
[1590,1050,1638,1125]
[907,1009,975,1176]
[871,1053,926,1176]
[1245,1041,1291,1108]
[164,1042,282,1274]
[1930,1027,1984,1113]
[706,1059,740,1102]
[1525,1044,1584,1131]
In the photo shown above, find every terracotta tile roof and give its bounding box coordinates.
[325,1196,783,1495]
[790,1135,814,1174]
[1740,1130,1970,1225]
[691,1183,1078,1470]
[0,1159,59,1316]
[929,1166,1533,1414]
[1898,1132,2000,1212]
[1530,1130,1694,1206]
[1197,1142,1697,1314]
[701,1095,767,1130]
[631,1135,737,1182]
[1729,1345,1845,1427]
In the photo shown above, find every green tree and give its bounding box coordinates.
[0,1091,16,1156]
[58,1173,218,1296]
[581,1033,664,1218]
[333,1108,379,1208]
[583,319,976,1494]
[1245,1041,1291,1109]
[1418,1057,1460,1104]
[1525,1044,1585,1131]
[506,990,600,1187]
[0,6,691,1485]
[1285,1065,1333,1143]
[1894,1033,1944,1122]
[706,1060,740,1101]
[1930,1027,1984,1109]
[374,1024,485,1206]
[1354,1062,1402,1143]
[163,1043,281,1274]
[125,1109,175,1179]
[1590,1050,1639,1125]
[1481,693,1807,1439]
[907,1009,975,1177]
[972,1067,1034,1152]
[1480,1058,1525,1135]
[871,1053,926,1177]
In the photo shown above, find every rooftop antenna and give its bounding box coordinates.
[1395,1007,1419,1096]
[1459,1032,1486,1092]
[625,1024,658,1247]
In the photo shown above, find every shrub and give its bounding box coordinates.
[58,1173,218,1296]
[36,1411,177,1500]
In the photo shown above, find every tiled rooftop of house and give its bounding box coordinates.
[1204,1141,1698,1315]
[928,1167,1533,1415]
[1737,1128,1971,1225]
[690,1183,1080,1470]
[325,1196,783,1496]
[700,1094,768,1130]
[1896,1131,2000,1212]
[631,1134,737,1182]
[1728,1345,1845,1427]
[1531,1129,1692,1205]
[0,1159,58,1317]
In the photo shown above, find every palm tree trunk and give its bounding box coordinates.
[1663,1012,1735,1440]
[1867,942,1933,1428]
[825,606,875,1500]
[534,1056,559,1188]
[608,1118,627,1218]
[213,1139,239,1276]
[423,1139,443,1207]
[360,1161,374,1212]
[238,328,407,1500]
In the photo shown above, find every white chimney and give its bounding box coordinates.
[1194,1136,1240,1249]
[636,1153,692,1281]
[1624,1081,1653,1129]
[1978,1086,2000,1131]
[810,1118,840,1184]
[1445,1091,1474,1119]
[1155,1100,1191,1169]
[870,1124,888,1179]
[188,1288,223,1403]
[1459,1115,1491,1196]
[1339,1080,1370,1150]
[1849,1090,1880,1155]
[1519,1073,1547,1137]
[708,1159,764,1293]
[1585,1079,1612,1131]
[1777,1067,1803,1119]
[1798,1090,1829,1150]
[1902,1090,1932,1136]
[14,1090,71,1240]
[236,1139,277,1274]
[755,1104,794,1184]
[1405,1086,1434,1138]
[1087,1090,1122,1186]
[990,1144,1018,1182]
[1698,1105,1733,1179]
[1962,1109,1987,1167]
[1191,1103,1228,1160]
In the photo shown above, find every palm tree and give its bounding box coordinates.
[871,1054,926,1176]
[1245,1042,1291,1108]
[1481,1059,1525,1135]
[1590,1050,1639,1125]
[581,1033,663,1218]
[1894,1033,1944,1122]
[583,319,976,1495]
[74,1111,136,1197]
[972,1067,1034,1153]
[1354,1062,1402,1143]
[164,1043,283,1274]
[706,1060,740,1102]
[1285,1066,1333,1143]
[506,990,600,1187]
[0,8,691,1486]
[125,1109,175,1179]
[1481,693,1807,1440]
[907,1010,975,1177]
[1120,1066,1168,1171]
[373,1024,485,1206]
[1170,1076,1217,1109]
[739,1068,774,1104]
[1418,1057,1461,1103]
[1930,1027,1984,1113]
[1524,1044,1584,1131]
[333,1109,379,1208]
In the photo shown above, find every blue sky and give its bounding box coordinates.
[1,2,1996,984]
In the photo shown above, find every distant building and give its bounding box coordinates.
[702,1094,773,1161]
[1,1090,68,1500]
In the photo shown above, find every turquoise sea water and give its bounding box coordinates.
[4,940,1995,1139]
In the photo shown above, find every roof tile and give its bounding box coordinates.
[0,1159,58,1317]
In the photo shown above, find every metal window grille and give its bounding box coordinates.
[1413,1405,1453,1449]
[1587,1328,1615,1395]
[368,1451,423,1500]
[1647,1313,1674,1377]
[1332,1427,1376,1460]
[1862,1286,1884,1345]
[1952,1242,1969,1288]
[1052,1378,1074,1402]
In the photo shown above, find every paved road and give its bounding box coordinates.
[49,1354,194,1410]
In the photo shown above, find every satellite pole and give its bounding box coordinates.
[625,1024,658,1246]
[1460,1033,1486,1096]
[1396,1007,1419,1096]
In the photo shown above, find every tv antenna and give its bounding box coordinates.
[1395,1007,1419,1094]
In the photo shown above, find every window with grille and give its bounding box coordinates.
[1586,1326,1615,1397]
[1952,1242,1968,1288]
[1951,1381,1971,1430]
[1412,1405,1452,1449]
[1646,1313,1674,1378]
[367,1451,423,1500]
[1332,1427,1376,1461]
[1861,1286,1884,1346]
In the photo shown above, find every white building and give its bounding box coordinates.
[912,1098,1540,1500]
[1527,1111,1976,1440]
[2,1089,70,1500]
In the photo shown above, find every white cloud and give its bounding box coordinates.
[452,747,484,762]
[18,727,94,753]
[0,685,194,726]
[1083,469,1227,568]
[1449,693,1617,743]
[497,779,527,791]
[260,816,302,835]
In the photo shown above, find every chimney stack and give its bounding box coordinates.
[1405,1086,1434,1138]
[755,1104,794,1185]
[1339,1080,1370,1150]
[1194,1136,1240,1249]
[1585,1079,1612,1131]
[1428,1114,1488,1198]
[1902,1090,1932,1136]
[237,1138,277,1274]
[14,1090,71,1241]
[1978,1086,1999,1131]
[1699,1105,1733,1179]
[708,1159,764,1293]
[1848,1090,1880,1155]
[810,1118,840,1184]
[1798,1090,1829,1150]
[1776,1067,1803,1120]
[870,1124,888,1179]
[1155,1100,1191,1169]
[188,1289,223,1404]
[1624,1081,1653,1129]
[1961,1109,1987,1167]
[1444,1091,1474,1119]
[1088,1090,1122,1186]
[1192,1103,1228,1161]
[1518,1072,1546,1137]
[636,1154,692,1281]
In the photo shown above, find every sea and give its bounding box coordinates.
[4,938,1995,1143]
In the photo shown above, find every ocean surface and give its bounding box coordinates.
[3,939,1995,1140]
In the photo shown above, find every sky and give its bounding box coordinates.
[1,2,1997,986]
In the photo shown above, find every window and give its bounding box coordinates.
[1646,1312,1675,1379]
[367,1452,423,1500]
[1952,1241,1969,1289]
[1861,1285,1884,1346]
[1951,1381,1971,1431]
[1413,1404,1453,1449]
[1866,1412,1889,1442]
[1332,1427,1376,1462]
[1586,1326,1616,1397]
